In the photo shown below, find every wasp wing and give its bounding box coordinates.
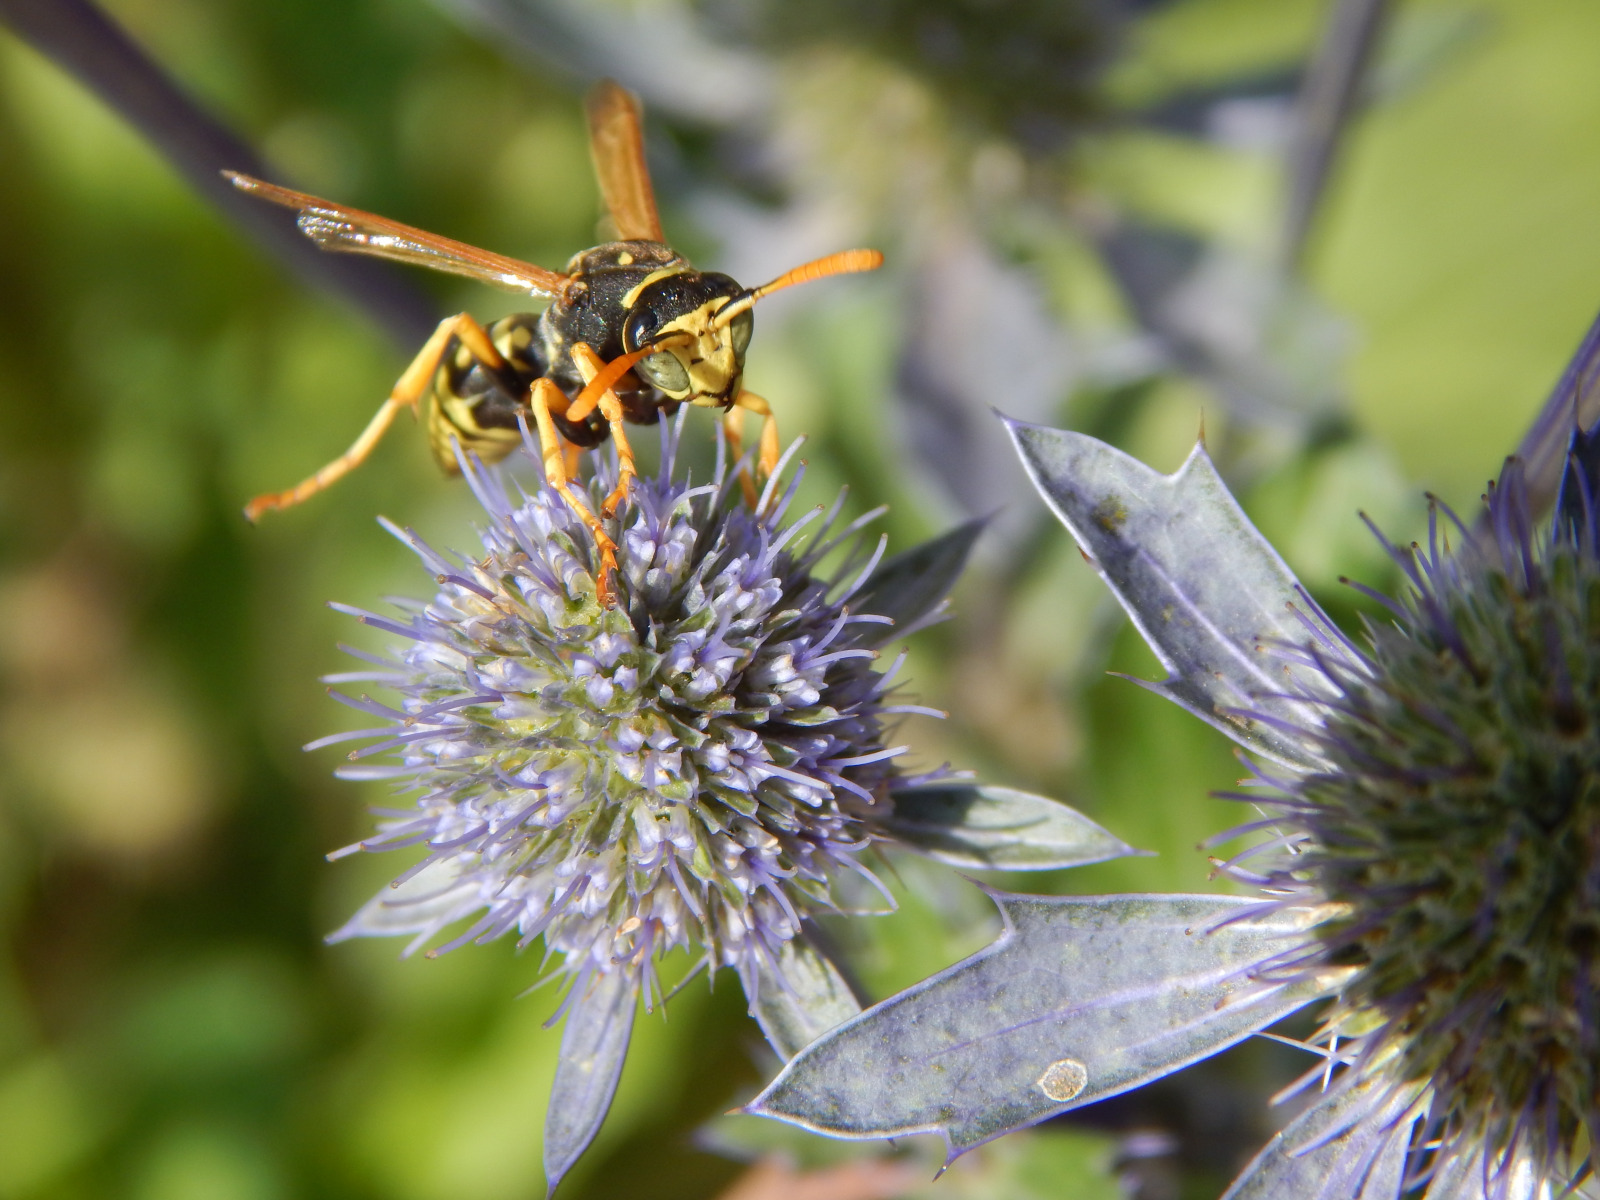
[224,172,568,297]
[585,80,665,243]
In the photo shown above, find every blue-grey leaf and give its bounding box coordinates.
[544,970,636,1196]
[1556,422,1600,555]
[852,517,986,646]
[749,937,863,1062]
[325,857,472,945]
[1424,1144,1550,1200]
[1005,419,1331,771]
[747,891,1336,1158]
[1222,1074,1420,1200]
[884,784,1146,871]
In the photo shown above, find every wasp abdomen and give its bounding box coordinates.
[425,313,606,471]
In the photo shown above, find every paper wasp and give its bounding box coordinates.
[227,80,882,603]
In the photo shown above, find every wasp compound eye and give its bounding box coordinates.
[728,307,754,357]
[622,306,662,352]
[637,351,689,393]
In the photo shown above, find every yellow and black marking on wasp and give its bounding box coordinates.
[227,79,883,605]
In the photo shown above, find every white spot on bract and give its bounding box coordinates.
[1037,1058,1087,1103]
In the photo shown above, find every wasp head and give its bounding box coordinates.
[621,272,753,407]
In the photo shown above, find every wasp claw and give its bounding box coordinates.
[601,472,634,519]
[595,552,620,608]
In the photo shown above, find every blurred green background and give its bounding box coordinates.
[2,0,1600,1197]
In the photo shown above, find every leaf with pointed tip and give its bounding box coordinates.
[1556,423,1600,555]
[883,784,1145,871]
[1005,419,1329,770]
[852,517,985,646]
[748,937,863,1062]
[544,971,636,1196]
[326,857,472,945]
[1222,1074,1420,1200]
[747,892,1335,1158]
[1423,1145,1550,1200]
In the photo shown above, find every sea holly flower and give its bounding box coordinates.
[746,322,1600,1196]
[316,418,1140,1194]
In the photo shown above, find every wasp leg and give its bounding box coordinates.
[568,343,640,518]
[734,390,781,480]
[529,377,619,607]
[721,406,760,508]
[243,312,509,522]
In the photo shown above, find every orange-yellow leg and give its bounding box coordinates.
[568,343,640,517]
[722,406,760,508]
[734,390,781,479]
[529,378,619,606]
[243,312,508,522]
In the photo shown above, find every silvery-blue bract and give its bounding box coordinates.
[749,341,1600,1200]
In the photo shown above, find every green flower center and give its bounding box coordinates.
[1303,543,1600,1164]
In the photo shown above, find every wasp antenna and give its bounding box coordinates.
[712,248,885,328]
[568,333,689,420]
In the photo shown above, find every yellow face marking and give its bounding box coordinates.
[649,298,744,405]
[617,250,635,266]
[620,266,688,311]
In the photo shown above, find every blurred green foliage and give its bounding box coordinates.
[2,0,1600,1197]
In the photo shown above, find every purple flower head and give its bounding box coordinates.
[311,417,1028,1192]
[993,416,1600,1198]
[1211,428,1600,1197]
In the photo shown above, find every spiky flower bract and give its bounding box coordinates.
[1230,431,1600,1196]
[792,413,1600,1199]
[318,422,952,1189]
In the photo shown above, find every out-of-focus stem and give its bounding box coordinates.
[1281,0,1392,273]
[0,0,438,347]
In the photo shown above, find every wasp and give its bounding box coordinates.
[227,80,882,603]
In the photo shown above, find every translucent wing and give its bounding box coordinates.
[224,172,568,297]
[585,80,665,243]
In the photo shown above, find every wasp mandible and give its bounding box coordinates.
[227,80,883,601]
